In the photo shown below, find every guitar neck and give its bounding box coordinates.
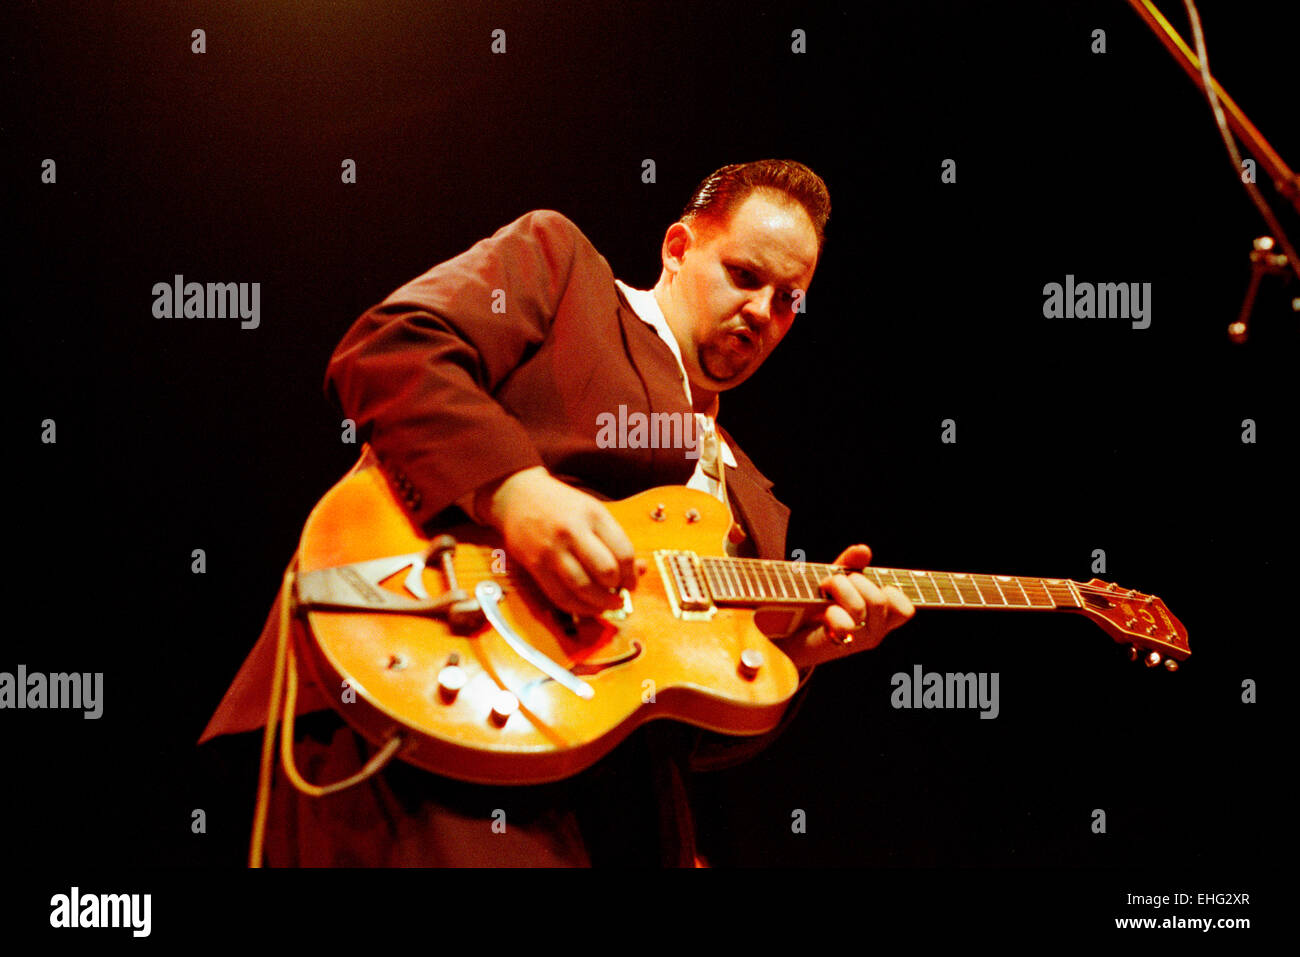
[698,556,1083,610]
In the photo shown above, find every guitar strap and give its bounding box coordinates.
[698,423,748,554]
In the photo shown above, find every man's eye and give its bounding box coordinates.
[728,267,758,288]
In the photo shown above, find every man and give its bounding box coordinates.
[201,159,914,865]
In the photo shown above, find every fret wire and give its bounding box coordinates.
[972,573,1006,606]
[760,560,780,600]
[1018,577,1055,608]
[892,569,926,605]
[738,559,755,600]
[1044,580,1080,608]
[724,558,743,600]
[932,571,962,605]
[710,558,734,601]
[724,558,749,600]
[776,561,794,600]
[953,573,984,605]
[741,559,760,601]
[800,564,822,600]
[791,563,810,600]
[701,558,724,600]
[721,558,741,600]
[772,561,789,600]
[733,559,748,601]
[1018,576,1044,603]
[911,570,942,605]
[994,575,1030,607]
[779,561,796,600]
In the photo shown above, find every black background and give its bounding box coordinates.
[5,0,1290,934]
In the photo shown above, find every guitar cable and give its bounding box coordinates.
[248,560,404,868]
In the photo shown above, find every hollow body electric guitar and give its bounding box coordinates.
[292,461,1190,785]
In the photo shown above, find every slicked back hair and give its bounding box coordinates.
[680,160,830,251]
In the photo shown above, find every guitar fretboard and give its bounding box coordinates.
[698,557,1081,610]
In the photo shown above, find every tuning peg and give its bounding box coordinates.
[1164,658,1179,673]
[1144,650,1163,668]
[1128,645,1140,662]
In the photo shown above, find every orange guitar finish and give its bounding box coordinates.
[295,463,802,786]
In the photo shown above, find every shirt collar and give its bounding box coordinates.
[615,279,736,468]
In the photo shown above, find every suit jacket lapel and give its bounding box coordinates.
[716,425,790,561]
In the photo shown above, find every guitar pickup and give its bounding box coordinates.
[655,550,717,621]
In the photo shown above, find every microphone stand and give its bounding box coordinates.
[1125,0,1299,341]
[1124,0,1299,214]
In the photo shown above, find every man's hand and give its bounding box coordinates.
[779,544,915,670]
[478,466,637,617]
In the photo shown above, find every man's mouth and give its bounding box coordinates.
[725,327,757,356]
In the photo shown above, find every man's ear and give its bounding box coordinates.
[661,221,693,275]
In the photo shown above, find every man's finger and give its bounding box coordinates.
[543,551,621,616]
[833,543,873,569]
[822,573,869,626]
[571,528,625,592]
[591,508,638,590]
[882,584,916,623]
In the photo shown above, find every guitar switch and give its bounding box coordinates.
[738,648,764,679]
[437,665,467,701]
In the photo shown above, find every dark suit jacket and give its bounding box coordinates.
[201,210,791,743]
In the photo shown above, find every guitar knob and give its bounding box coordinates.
[437,665,467,701]
[489,689,519,725]
[738,648,764,679]
[1144,651,1162,668]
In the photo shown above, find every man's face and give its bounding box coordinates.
[661,191,819,395]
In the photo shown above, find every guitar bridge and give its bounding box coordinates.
[654,550,717,621]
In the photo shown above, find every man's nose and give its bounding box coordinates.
[744,288,775,327]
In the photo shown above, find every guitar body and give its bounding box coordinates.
[296,462,802,785]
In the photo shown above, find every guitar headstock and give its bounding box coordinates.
[1072,579,1190,670]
